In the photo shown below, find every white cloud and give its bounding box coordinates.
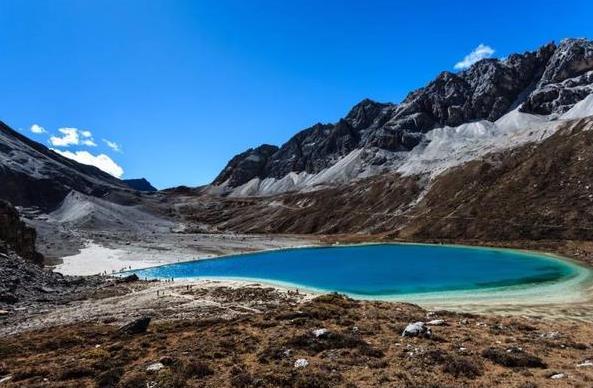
[49,128,79,146]
[454,44,495,70]
[30,124,46,134]
[49,127,96,147]
[103,139,122,152]
[52,149,124,178]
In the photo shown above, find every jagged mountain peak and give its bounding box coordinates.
[212,144,279,187]
[539,38,593,85]
[345,99,392,130]
[212,38,593,196]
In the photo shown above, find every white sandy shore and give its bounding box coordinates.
[53,234,317,276]
[53,242,165,276]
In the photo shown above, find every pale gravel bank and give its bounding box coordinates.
[52,232,319,276]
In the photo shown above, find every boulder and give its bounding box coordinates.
[402,322,432,338]
[119,274,139,283]
[118,317,151,335]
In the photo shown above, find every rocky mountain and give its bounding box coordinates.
[0,121,132,211]
[182,116,593,241]
[2,38,593,245]
[211,39,593,197]
[123,178,158,192]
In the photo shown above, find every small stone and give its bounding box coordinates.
[550,373,566,379]
[540,331,561,339]
[0,310,9,316]
[0,376,12,384]
[146,362,165,372]
[577,361,593,368]
[312,328,329,338]
[294,359,309,368]
[427,319,445,326]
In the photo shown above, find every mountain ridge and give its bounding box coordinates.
[212,39,593,196]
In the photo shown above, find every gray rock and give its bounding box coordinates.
[146,362,165,372]
[294,358,309,368]
[119,273,139,283]
[402,322,432,338]
[550,373,566,379]
[119,317,151,335]
[312,328,329,338]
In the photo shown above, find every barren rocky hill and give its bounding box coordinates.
[0,121,132,211]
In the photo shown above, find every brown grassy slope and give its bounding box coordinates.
[1,294,593,387]
[175,117,593,242]
[401,117,593,240]
[177,173,422,234]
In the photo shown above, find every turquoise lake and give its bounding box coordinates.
[128,244,583,298]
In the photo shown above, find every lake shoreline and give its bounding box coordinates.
[54,235,593,321]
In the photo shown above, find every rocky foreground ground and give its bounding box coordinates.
[4,198,593,387]
[2,283,593,387]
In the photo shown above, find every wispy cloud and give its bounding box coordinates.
[52,149,124,178]
[30,124,46,134]
[49,127,96,147]
[454,44,495,70]
[103,139,122,153]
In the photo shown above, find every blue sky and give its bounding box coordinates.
[1,0,592,188]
